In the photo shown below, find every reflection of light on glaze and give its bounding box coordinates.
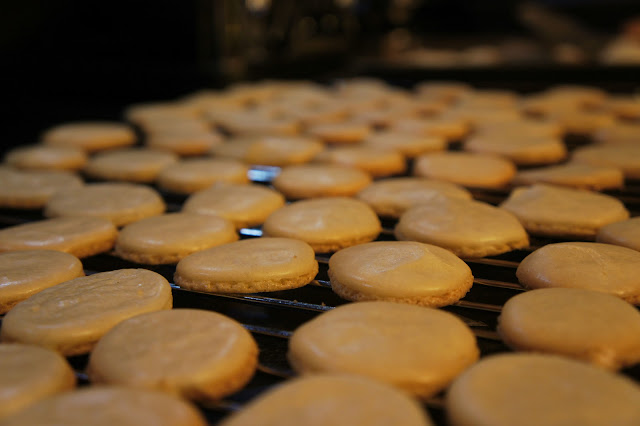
[364,245,424,274]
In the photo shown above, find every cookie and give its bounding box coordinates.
[593,123,640,145]
[114,213,238,264]
[124,102,200,126]
[498,287,640,369]
[395,196,529,257]
[0,250,84,314]
[0,343,76,420]
[328,241,473,306]
[446,353,640,426]
[0,168,84,209]
[361,131,447,158]
[391,117,469,142]
[220,374,433,426]
[315,146,406,177]
[0,216,117,258]
[88,309,258,401]
[0,269,172,355]
[175,237,318,293]
[516,242,640,304]
[1,387,206,426]
[572,145,640,179]
[145,131,224,156]
[44,182,165,227]
[83,148,178,183]
[262,197,381,253]
[272,163,372,200]
[4,145,87,171]
[355,177,472,218]
[545,84,608,108]
[513,163,625,190]
[141,118,211,135]
[597,217,640,251]
[182,183,285,229]
[288,301,479,399]
[211,136,324,167]
[463,136,567,165]
[42,121,136,152]
[549,110,615,135]
[415,81,472,103]
[306,122,371,144]
[500,184,629,238]
[604,97,640,120]
[413,152,516,189]
[156,158,249,194]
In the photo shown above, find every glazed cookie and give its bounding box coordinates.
[0,250,84,314]
[220,375,433,426]
[395,196,529,258]
[83,148,178,183]
[516,242,640,304]
[597,217,640,251]
[262,197,381,253]
[314,146,406,178]
[174,237,318,293]
[413,152,516,189]
[356,177,472,218]
[0,216,117,258]
[500,184,629,238]
[288,301,479,399]
[572,145,640,179]
[42,121,136,152]
[44,183,166,227]
[211,136,324,166]
[0,269,172,355]
[182,183,285,229]
[513,163,624,190]
[272,164,372,199]
[463,136,567,166]
[4,145,87,171]
[0,343,76,420]
[114,213,238,264]
[156,158,249,194]
[498,287,640,369]
[446,353,640,426]
[328,241,473,307]
[88,309,258,401]
[1,387,206,426]
[0,168,83,209]
[145,131,223,156]
[361,131,447,158]
[305,122,371,144]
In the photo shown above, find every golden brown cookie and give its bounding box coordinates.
[0,167,83,209]
[272,164,372,199]
[314,146,406,178]
[83,148,178,183]
[42,121,136,152]
[361,131,447,158]
[156,158,249,194]
[4,145,87,171]
[211,136,324,166]
[513,163,624,190]
[597,217,640,252]
[305,122,371,144]
[572,145,640,179]
[145,131,224,156]
[463,136,567,165]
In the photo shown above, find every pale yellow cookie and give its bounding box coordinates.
[114,213,238,264]
[83,148,178,183]
[597,217,640,251]
[0,168,83,209]
[0,269,172,355]
[262,197,381,253]
[513,163,624,190]
[211,136,324,166]
[361,131,447,158]
[0,343,76,420]
[42,121,136,152]
[44,183,166,227]
[272,164,372,199]
[4,145,87,171]
[0,250,84,314]
[145,131,224,156]
[157,158,249,194]
[306,122,371,144]
[516,242,640,304]
[498,287,640,369]
[315,146,406,178]
[288,301,479,399]
[220,374,433,426]
[446,353,640,426]
[0,216,117,258]
[88,309,258,401]
[463,136,567,165]
[500,184,629,238]
[572,145,640,179]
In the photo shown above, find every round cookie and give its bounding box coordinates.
[262,197,381,253]
[87,309,258,401]
[272,164,372,199]
[0,343,76,420]
[0,250,84,314]
[182,183,285,229]
[395,196,529,258]
[42,121,136,152]
[446,353,640,426]
[83,148,178,183]
[146,131,223,156]
[463,136,567,166]
[356,177,472,218]
[500,184,629,238]
[4,145,87,171]
[44,183,166,227]
[498,287,640,369]
[328,241,473,307]
[415,81,472,103]
[572,145,640,179]
[156,158,249,194]
[0,216,117,258]
[0,387,206,426]
[362,131,447,158]
[392,117,469,141]
[0,168,83,209]
[142,118,211,135]
[288,301,479,399]
[220,374,433,426]
[218,112,300,137]
[174,237,318,293]
[0,269,172,355]
[597,217,640,251]
[594,123,640,145]
[513,163,624,190]
[550,110,615,135]
[211,136,324,166]
[314,146,406,178]
[516,242,640,304]
[114,213,238,264]
[413,152,516,189]
[305,122,371,144]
